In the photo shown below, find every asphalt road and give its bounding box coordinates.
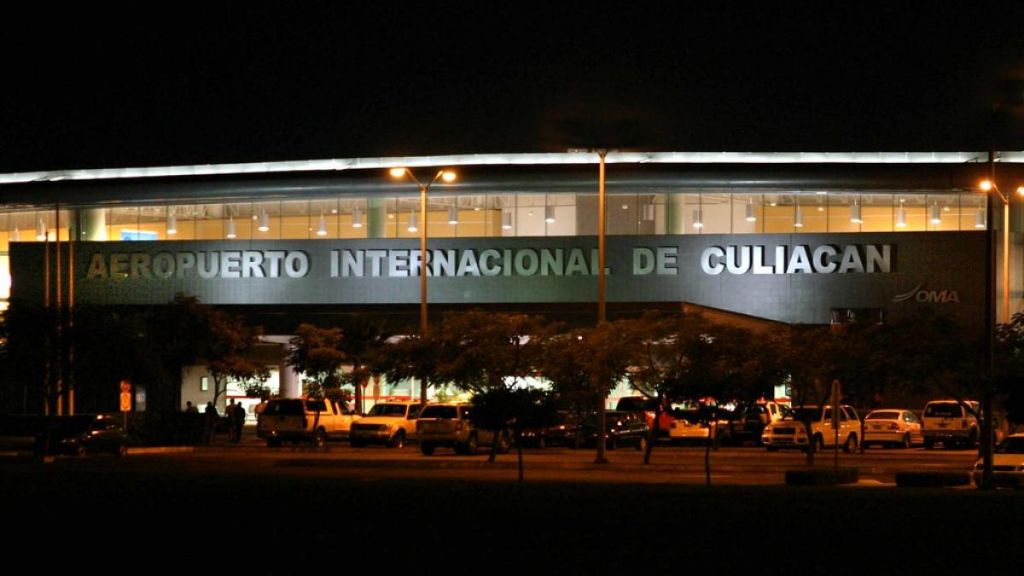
[4,438,1020,571]
[120,438,982,486]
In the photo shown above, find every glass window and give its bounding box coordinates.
[280,200,309,239]
[200,376,209,392]
[732,193,761,234]
[928,193,960,231]
[860,194,893,232]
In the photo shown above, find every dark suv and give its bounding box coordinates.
[34,414,127,457]
[578,410,650,451]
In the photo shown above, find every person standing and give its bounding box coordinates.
[232,401,246,442]
[203,401,217,444]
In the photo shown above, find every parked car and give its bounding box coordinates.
[33,414,127,457]
[256,397,361,447]
[517,410,579,448]
[716,401,785,445]
[972,433,1024,488]
[577,410,650,451]
[349,401,423,448]
[761,405,861,452]
[667,409,716,445]
[416,403,511,456]
[922,399,979,449]
[615,396,674,435]
[862,409,923,448]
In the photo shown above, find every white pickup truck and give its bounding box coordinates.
[761,404,861,452]
[257,397,361,447]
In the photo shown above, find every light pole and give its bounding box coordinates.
[978,168,1022,491]
[979,177,1021,323]
[595,149,609,465]
[389,167,457,404]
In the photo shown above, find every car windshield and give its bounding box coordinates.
[367,404,410,417]
[866,411,900,421]
[924,403,962,418]
[996,437,1024,454]
[420,406,458,419]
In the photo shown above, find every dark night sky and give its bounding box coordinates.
[3,1,1024,172]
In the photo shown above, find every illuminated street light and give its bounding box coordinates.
[389,167,457,404]
[976,163,1023,491]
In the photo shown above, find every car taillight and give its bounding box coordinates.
[889,423,899,430]
[456,421,464,431]
[961,419,968,428]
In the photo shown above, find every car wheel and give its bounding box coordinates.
[267,438,281,448]
[924,438,934,450]
[607,437,617,451]
[74,444,87,457]
[115,444,127,458]
[843,434,857,453]
[390,431,406,449]
[902,433,912,449]
[814,435,825,452]
[420,443,435,456]
[351,439,365,448]
[636,436,648,452]
[766,445,779,452]
[464,434,478,455]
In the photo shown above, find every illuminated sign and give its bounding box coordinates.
[700,244,891,275]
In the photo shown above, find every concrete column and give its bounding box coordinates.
[367,198,389,238]
[261,335,302,398]
[278,361,301,399]
[72,208,107,241]
[667,193,687,235]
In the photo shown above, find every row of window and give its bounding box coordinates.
[0,191,989,249]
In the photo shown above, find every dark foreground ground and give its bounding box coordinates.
[3,454,1023,573]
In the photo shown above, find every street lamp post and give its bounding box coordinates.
[389,167,456,404]
[595,149,609,465]
[979,161,1023,491]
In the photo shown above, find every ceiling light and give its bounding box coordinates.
[317,212,328,236]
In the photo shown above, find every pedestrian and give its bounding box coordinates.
[185,401,198,413]
[203,401,217,444]
[231,401,246,442]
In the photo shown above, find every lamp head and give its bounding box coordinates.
[440,170,457,183]
[389,167,408,179]
[980,179,994,192]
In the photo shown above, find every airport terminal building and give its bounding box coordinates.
[1,152,1020,411]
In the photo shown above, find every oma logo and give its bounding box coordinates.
[892,283,960,304]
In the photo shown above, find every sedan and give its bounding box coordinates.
[973,434,1024,488]
[862,409,923,449]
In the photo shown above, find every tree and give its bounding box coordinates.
[287,324,347,395]
[335,316,390,414]
[618,311,760,483]
[572,321,636,463]
[369,331,443,404]
[200,306,269,408]
[468,387,558,482]
[433,311,554,462]
[539,326,598,448]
